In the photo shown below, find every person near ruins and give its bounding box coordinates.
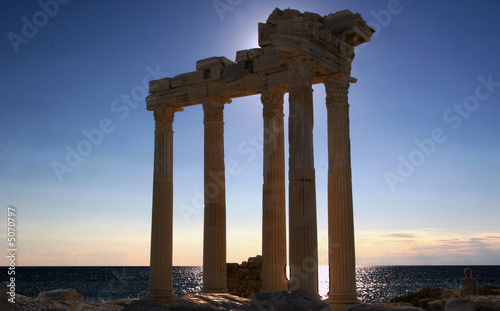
[460,267,479,296]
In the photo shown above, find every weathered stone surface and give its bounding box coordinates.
[37,288,83,301]
[235,50,249,62]
[253,54,283,73]
[248,48,263,60]
[479,285,500,296]
[171,70,205,88]
[428,299,443,311]
[222,62,249,79]
[170,293,255,311]
[150,77,172,93]
[348,304,424,311]
[252,290,331,311]
[444,298,500,311]
[227,255,262,297]
[196,56,234,71]
[389,287,500,311]
[10,295,168,311]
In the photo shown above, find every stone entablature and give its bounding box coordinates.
[147,8,373,109]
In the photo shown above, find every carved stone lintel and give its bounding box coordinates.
[153,106,183,131]
[203,96,232,124]
[325,79,350,105]
[261,88,285,118]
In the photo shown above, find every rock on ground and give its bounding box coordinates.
[252,290,331,310]
[38,288,84,301]
[3,290,335,311]
[348,304,425,311]
[389,286,500,311]
[444,297,500,311]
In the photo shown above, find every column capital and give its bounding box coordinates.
[153,105,183,131]
[287,58,314,89]
[261,87,285,118]
[324,79,350,106]
[202,96,232,124]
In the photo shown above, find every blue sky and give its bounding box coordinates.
[1,0,499,267]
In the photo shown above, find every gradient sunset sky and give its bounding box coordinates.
[1,0,499,267]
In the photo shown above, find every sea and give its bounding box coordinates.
[2,265,500,303]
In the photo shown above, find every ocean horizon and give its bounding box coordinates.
[3,265,500,303]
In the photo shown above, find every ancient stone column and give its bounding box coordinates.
[202,96,231,293]
[261,87,288,292]
[287,58,318,295]
[145,105,182,305]
[324,78,360,311]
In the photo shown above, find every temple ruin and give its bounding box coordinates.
[143,8,374,311]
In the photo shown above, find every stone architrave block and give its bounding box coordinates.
[253,54,282,73]
[163,89,190,106]
[244,75,266,92]
[150,77,172,93]
[303,11,322,22]
[261,45,278,56]
[208,64,224,81]
[208,80,248,98]
[258,23,277,47]
[247,48,263,60]
[222,63,248,79]
[236,50,249,63]
[189,85,208,100]
[266,71,288,87]
[276,18,294,35]
[196,56,234,71]
[171,71,204,88]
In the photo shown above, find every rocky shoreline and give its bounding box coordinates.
[2,286,499,311]
[2,275,500,311]
[1,287,332,311]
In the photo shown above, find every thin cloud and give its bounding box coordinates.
[382,233,417,239]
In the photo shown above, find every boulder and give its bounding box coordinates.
[479,285,500,296]
[252,290,331,311]
[444,298,500,311]
[348,303,425,311]
[170,293,255,311]
[390,286,500,311]
[427,299,444,311]
[37,288,83,301]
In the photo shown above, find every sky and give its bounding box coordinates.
[1,0,499,267]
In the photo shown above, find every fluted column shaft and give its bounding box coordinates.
[202,96,231,293]
[261,88,288,292]
[146,105,182,305]
[325,79,359,310]
[287,58,318,295]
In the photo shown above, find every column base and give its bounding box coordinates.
[328,293,361,311]
[142,290,176,306]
